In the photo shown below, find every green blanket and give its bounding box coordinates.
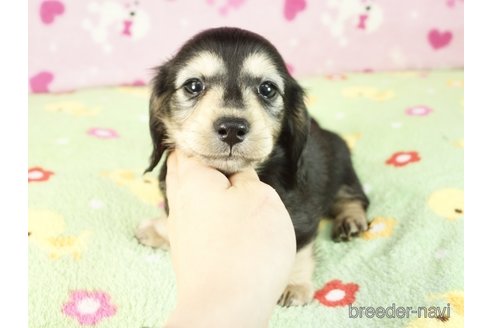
[28,70,464,328]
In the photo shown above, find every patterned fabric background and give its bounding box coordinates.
[28,70,464,327]
[29,0,463,93]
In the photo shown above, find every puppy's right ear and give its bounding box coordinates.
[144,64,172,173]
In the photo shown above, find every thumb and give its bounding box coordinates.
[166,150,231,205]
[228,167,260,188]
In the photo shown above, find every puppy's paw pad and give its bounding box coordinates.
[332,216,368,242]
[278,284,314,307]
[135,219,169,249]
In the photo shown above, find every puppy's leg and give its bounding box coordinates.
[135,212,170,249]
[330,185,369,241]
[278,242,315,307]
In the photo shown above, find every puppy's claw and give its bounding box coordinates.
[278,284,313,307]
[135,219,169,249]
[332,216,368,242]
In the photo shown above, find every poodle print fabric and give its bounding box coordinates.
[29,0,463,93]
[28,69,463,327]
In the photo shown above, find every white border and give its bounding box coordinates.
[465,1,492,327]
[1,0,27,326]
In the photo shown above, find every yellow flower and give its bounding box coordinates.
[342,86,395,102]
[362,217,396,240]
[117,86,150,97]
[305,94,317,107]
[447,79,464,88]
[342,132,361,150]
[44,101,100,117]
[453,139,464,148]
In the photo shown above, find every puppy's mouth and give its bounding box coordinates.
[189,148,262,173]
[194,150,261,163]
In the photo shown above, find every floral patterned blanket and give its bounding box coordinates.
[28,70,463,328]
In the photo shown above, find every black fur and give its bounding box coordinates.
[146,27,369,250]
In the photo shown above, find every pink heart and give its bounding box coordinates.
[428,29,453,50]
[30,71,54,93]
[284,0,306,21]
[218,0,245,16]
[40,1,65,25]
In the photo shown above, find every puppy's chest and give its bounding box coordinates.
[258,159,333,217]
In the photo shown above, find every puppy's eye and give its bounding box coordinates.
[258,81,278,100]
[183,79,204,95]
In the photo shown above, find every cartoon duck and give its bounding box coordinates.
[44,101,100,117]
[28,209,90,260]
[103,169,162,207]
[428,188,464,220]
[342,86,394,101]
[406,291,464,328]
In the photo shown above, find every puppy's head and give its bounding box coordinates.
[146,27,309,174]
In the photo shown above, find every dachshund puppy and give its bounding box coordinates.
[136,27,369,306]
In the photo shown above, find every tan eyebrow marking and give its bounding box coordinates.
[175,51,226,87]
[241,52,284,92]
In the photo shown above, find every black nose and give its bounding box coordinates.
[214,117,250,147]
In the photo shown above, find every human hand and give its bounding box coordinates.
[164,150,296,328]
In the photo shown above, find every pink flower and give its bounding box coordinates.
[62,290,117,325]
[87,128,119,139]
[385,151,421,167]
[405,105,433,116]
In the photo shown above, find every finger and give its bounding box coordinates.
[228,167,260,187]
[175,150,230,188]
[168,149,230,192]
[165,151,179,206]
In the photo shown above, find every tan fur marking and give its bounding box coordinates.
[175,51,225,87]
[168,86,279,173]
[241,53,285,92]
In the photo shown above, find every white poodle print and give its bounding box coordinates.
[82,1,150,53]
[321,0,383,46]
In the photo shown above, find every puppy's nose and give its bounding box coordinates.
[214,117,250,147]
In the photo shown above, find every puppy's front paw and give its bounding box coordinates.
[135,219,169,249]
[278,283,314,307]
[332,215,368,242]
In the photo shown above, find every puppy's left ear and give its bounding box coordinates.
[144,64,173,173]
[282,78,310,168]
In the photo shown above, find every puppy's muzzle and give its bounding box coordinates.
[214,117,250,147]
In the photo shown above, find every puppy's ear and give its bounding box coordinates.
[144,64,173,173]
[282,78,310,168]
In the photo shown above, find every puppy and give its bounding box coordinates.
[136,27,369,306]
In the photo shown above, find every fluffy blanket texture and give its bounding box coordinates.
[28,70,463,327]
